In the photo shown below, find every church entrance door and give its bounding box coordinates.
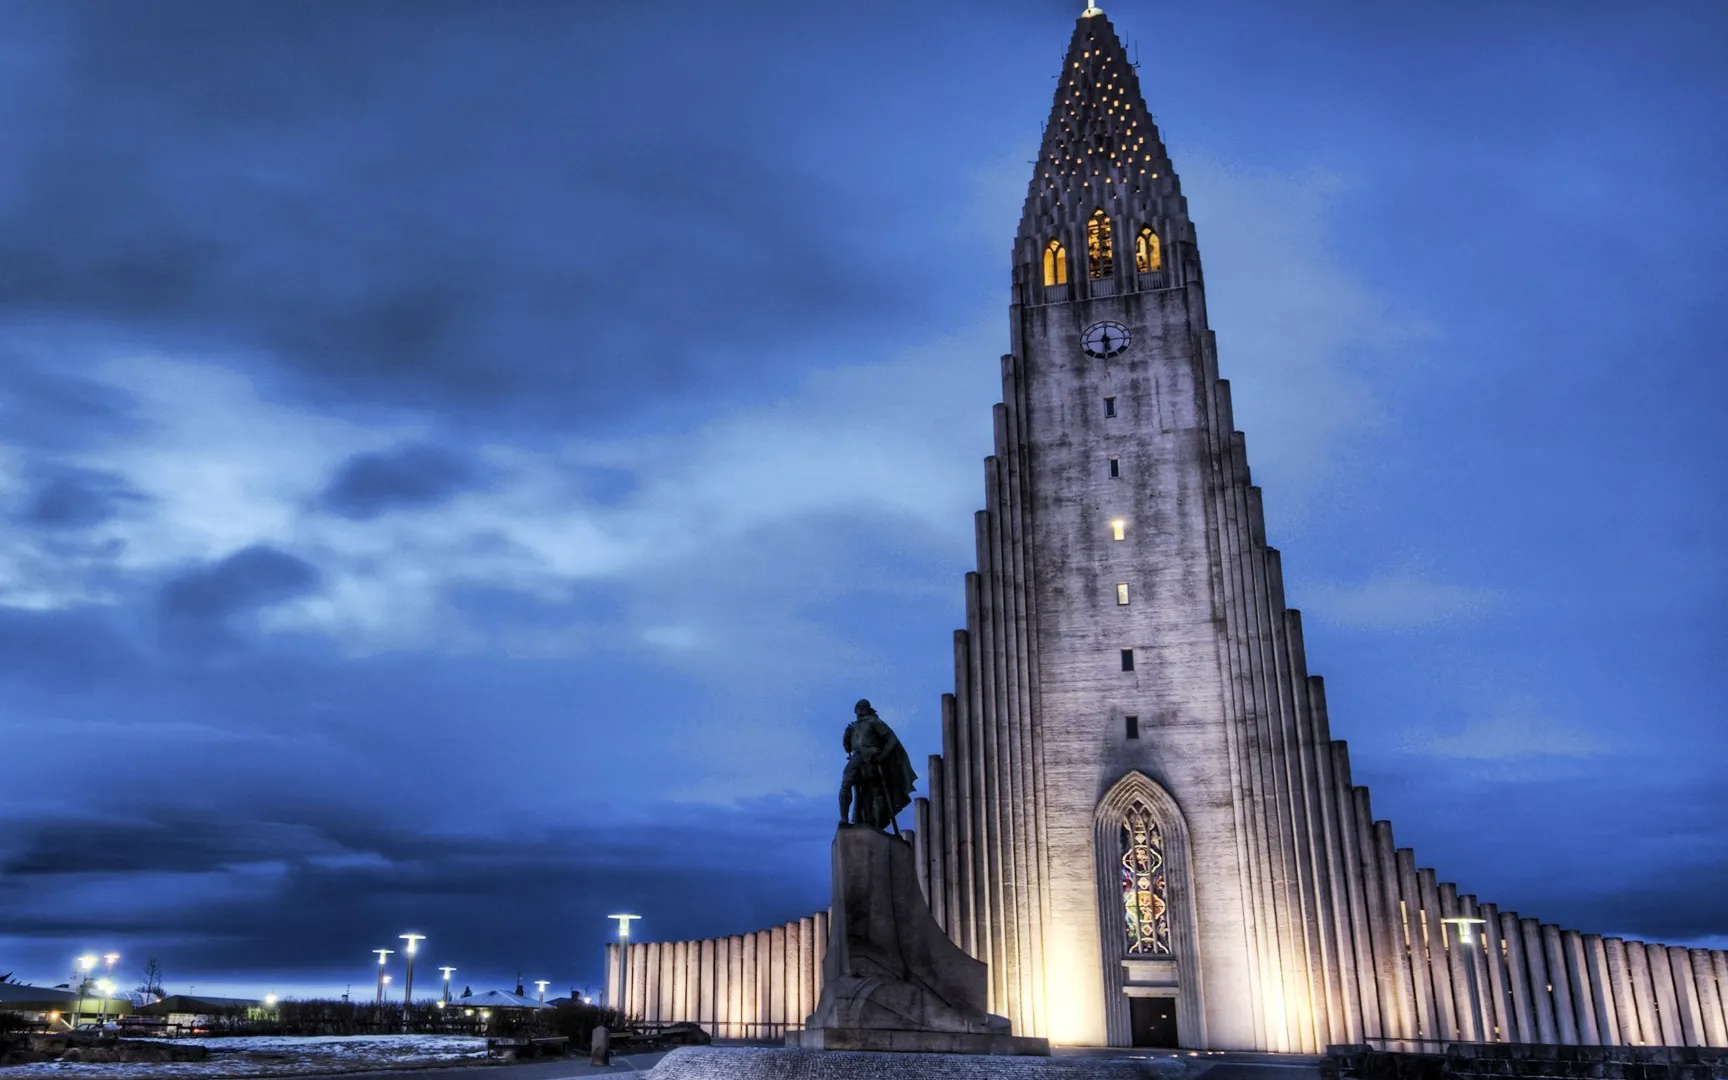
[1129,996,1179,1048]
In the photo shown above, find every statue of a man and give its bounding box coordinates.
[839,698,918,831]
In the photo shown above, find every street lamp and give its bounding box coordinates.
[1442,916,1489,1042]
[74,955,96,1029]
[608,914,641,1019]
[399,934,424,1008]
[439,967,456,1005]
[534,980,550,1005]
[99,954,119,1026]
[372,949,394,1005]
[96,980,116,1028]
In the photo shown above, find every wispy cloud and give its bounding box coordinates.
[1398,695,1608,761]
[1300,570,1501,631]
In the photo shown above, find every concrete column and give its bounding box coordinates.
[1603,938,1639,1045]
[1470,900,1508,1042]
[1538,925,1577,1043]
[927,758,948,931]
[633,942,650,1021]
[1437,883,1473,1041]
[672,941,688,1022]
[1583,935,1619,1046]
[642,941,660,1023]
[605,943,621,1016]
[769,925,786,1033]
[798,916,816,1027]
[970,509,1010,1017]
[1395,851,1436,1041]
[1625,941,1663,1046]
[1688,950,1725,1047]
[1521,919,1558,1045]
[1561,930,1598,1044]
[942,688,972,952]
[914,797,931,901]
[714,936,732,1038]
[1331,748,1382,1041]
[1411,870,1455,1042]
[1374,822,1419,1041]
[1712,952,1728,1047]
[1499,912,1536,1044]
[1644,943,1682,1046]
[740,932,758,1038]
[960,589,993,972]
[1667,946,1704,1046]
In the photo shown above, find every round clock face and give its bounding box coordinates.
[1081,321,1131,359]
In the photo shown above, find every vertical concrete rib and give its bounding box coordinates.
[941,691,970,950]
[1347,788,1395,1039]
[1500,913,1536,1044]
[1521,920,1557,1044]
[963,573,995,979]
[1603,938,1639,1045]
[927,759,948,931]
[914,798,931,901]
[1395,852,1436,1041]
[1330,747,1380,1040]
[969,511,1008,1015]
[671,941,687,1024]
[984,448,1029,1026]
[1475,902,1512,1043]
[716,937,733,1038]
[1584,935,1619,1046]
[1714,953,1728,1044]
[1625,942,1662,1046]
[1561,930,1597,1044]
[1667,946,1704,1046]
[740,932,758,1038]
[769,925,786,1033]
[1374,822,1419,1041]
[1702,951,1728,1047]
[1646,943,1683,1045]
[1417,871,1457,1042]
[955,620,983,959]
[1437,885,1474,1040]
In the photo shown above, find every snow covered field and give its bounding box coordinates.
[0,1034,488,1077]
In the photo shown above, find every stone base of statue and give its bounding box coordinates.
[786,824,1049,1057]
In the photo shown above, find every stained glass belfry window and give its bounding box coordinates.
[1121,800,1172,955]
[1088,209,1114,279]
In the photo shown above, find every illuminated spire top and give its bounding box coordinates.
[1082,3,1105,15]
[1012,8,1198,301]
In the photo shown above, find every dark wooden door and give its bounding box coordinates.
[1130,995,1179,1048]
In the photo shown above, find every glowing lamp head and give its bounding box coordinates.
[78,955,97,972]
[607,913,642,939]
[382,975,393,985]
[264,994,278,1006]
[399,933,425,954]
[97,979,115,994]
[103,953,120,965]
[373,948,393,965]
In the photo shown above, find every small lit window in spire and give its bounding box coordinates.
[1136,228,1162,274]
[1087,210,1114,279]
[1043,239,1069,287]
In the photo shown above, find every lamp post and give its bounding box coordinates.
[372,949,394,1005]
[74,955,96,1029]
[1442,916,1488,1042]
[439,967,456,1005]
[534,980,550,1005]
[99,953,119,1026]
[399,934,424,1010]
[95,980,115,1028]
[608,914,641,1020]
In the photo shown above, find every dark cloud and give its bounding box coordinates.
[0,797,832,984]
[319,444,480,520]
[0,605,137,689]
[0,0,919,430]
[158,546,322,622]
[20,465,146,529]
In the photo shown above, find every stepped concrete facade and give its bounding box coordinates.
[606,7,1728,1052]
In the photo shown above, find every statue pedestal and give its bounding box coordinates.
[786,825,1049,1057]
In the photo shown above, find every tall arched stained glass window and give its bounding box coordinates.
[1088,209,1114,279]
[1121,800,1172,955]
[1044,239,1068,287]
[1136,227,1162,274]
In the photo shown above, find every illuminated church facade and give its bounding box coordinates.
[605,7,1728,1052]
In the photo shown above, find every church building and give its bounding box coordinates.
[605,7,1728,1052]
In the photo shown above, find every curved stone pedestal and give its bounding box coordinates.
[649,1046,1190,1079]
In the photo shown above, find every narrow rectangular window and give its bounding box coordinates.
[1111,519,1126,541]
[1116,583,1130,605]
[1108,457,1120,478]
[1104,396,1117,418]
[1120,648,1135,672]
[1125,715,1139,739]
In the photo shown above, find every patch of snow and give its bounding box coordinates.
[0,1033,488,1078]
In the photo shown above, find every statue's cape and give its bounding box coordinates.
[877,728,919,816]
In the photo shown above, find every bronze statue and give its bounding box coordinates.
[839,698,918,831]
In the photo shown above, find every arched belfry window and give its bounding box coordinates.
[1043,239,1068,287]
[1136,227,1162,274]
[1122,801,1172,956]
[1088,210,1114,279]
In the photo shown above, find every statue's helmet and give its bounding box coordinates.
[854,698,873,716]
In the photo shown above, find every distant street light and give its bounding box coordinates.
[372,949,394,1005]
[74,956,96,1029]
[534,980,550,1004]
[264,994,278,1007]
[439,967,456,1005]
[1442,916,1488,1041]
[96,980,116,1027]
[607,915,641,1018]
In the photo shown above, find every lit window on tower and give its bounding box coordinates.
[1088,209,1114,279]
[1117,583,1130,605]
[1121,801,1172,955]
[1136,227,1162,273]
[1111,519,1127,541]
[1043,239,1068,287]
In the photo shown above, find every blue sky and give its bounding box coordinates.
[0,0,1723,1002]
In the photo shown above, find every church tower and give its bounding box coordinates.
[607,7,1728,1055]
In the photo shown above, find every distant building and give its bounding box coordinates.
[136,994,261,1034]
[0,982,130,1029]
